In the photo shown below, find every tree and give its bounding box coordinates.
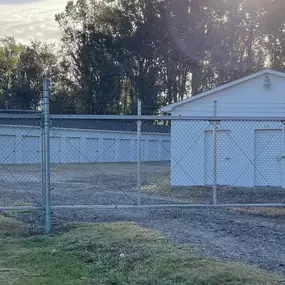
[4,0,285,114]
[0,37,61,110]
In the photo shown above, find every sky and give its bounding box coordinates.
[0,0,68,43]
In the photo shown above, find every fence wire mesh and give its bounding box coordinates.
[1,114,285,222]
[46,117,285,208]
[0,115,43,211]
[141,119,285,206]
[49,119,171,207]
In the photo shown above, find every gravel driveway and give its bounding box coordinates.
[1,162,285,274]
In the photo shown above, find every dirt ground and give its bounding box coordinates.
[0,162,285,274]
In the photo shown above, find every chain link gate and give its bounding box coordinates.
[1,77,285,234]
[0,75,50,233]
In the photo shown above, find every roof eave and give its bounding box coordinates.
[161,69,285,113]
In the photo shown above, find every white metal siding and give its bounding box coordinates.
[0,135,16,164]
[171,73,285,117]
[204,130,231,186]
[171,121,208,186]
[254,130,282,186]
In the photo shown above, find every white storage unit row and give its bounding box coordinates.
[0,125,171,164]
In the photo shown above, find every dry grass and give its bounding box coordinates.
[233,207,285,217]
[0,216,282,285]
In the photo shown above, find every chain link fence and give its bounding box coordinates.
[1,105,285,232]
[141,118,285,206]
[0,112,43,227]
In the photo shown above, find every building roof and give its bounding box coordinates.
[161,69,285,113]
[0,117,170,134]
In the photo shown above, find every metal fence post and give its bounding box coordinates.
[137,99,142,205]
[43,75,51,234]
[282,121,285,189]
[41,123,45,206]
[213,100,218,204]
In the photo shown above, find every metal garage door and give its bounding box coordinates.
[205,130,231,185]
[85,138,99,162]
[22,136,40,164]
[118,139,131,162]
[255,130,282,186]
[161,140,171,161]
[50,137,61,164]
[0,135,16,164]
[103,139,116,162]
[66,137,80,163]
[149,140,159,161]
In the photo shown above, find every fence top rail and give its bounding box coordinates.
[0,109,41,113]
[0,113,41,119]
[49,114,285,121]
[0,113,284,121]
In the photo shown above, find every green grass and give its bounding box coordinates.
[0,201,35,216]
[0,216,282,285]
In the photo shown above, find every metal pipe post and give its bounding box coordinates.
[280,121,285,189]
[213,101,218,204]
[137,99,142,205]
[41,124,45,206]
[43,75,51,234]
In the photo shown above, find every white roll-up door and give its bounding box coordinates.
[118,139,131,162]
[254,130,282,186]
[66,137,80,163]
[148,140,159,161]
[103,139,116,162]
[85,138,99,162]
[50,137,61,164]
[161,140,171,161]
[22,136,40,164]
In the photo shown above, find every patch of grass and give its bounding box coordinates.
[0,201,32,207]
[142,176,211,203]
[0,201,34,216]
[142,175,171,194]
[0,217,282,285]
[0,216,29,237]
[233,207,285,218]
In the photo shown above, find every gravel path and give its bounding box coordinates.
[1,162,285,275]
[49,207,285,275]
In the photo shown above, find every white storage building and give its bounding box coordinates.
[0,119,171,164]
[161,69,285,187]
